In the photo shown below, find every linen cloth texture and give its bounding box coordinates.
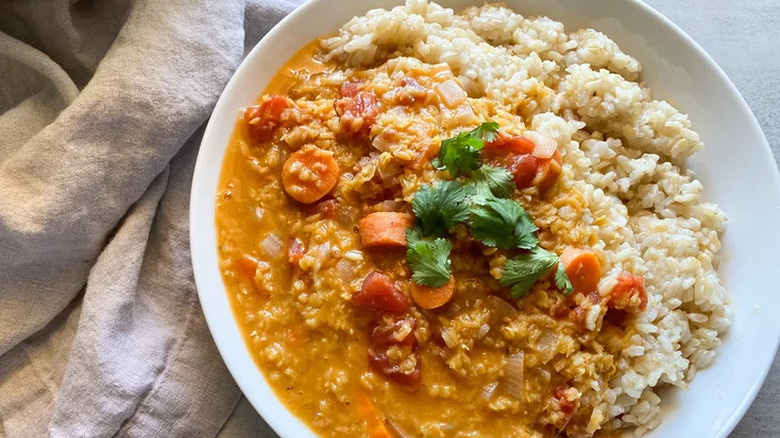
[0,0,301,436]
[0,0,778,438]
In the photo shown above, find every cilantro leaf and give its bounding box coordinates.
[411,181,470,238]
[471,165,514,199]
[472,121,500,143]
[432,122,500,177]
[469,197,539,249]
[406,228,452,287]
[554,261,574,296]
[500,247,560,298]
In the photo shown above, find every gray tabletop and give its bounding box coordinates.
[644,1,780,437]
[219,1,780,436]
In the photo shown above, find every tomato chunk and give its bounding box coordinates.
[485,135,536,155]
[552,386,580,428]
[508,153,539,189]
[306,198,341,219]
[287,237,305,266]
[243,95,290,142]
[335,91,381,137]
[608,273,648,311]
[353,272,409,314]
[340,80,364,98]
[533,150,562,193]
[367,317,421,388]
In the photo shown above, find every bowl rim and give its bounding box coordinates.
[190,1,780,437]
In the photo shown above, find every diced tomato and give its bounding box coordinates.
[553,387,580,418]
[485,135,536,155]
[340,81,364,98]
[533,150,563,193]
[353,272,409,314]
[368,351,421,387]
[367,317,421,388]
[334,91,381,137]
[243,95,290,142]
[307,198,341,219]
[287,237,305,266]
[484,132,563,193]
[608,273,648,311]
[508,153,539,189]
[394,77,428,105]
[369,317,417,347]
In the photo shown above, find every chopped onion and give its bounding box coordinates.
[379,200,400,211]
[386,420,414,438]
[372,132,393,152]
[452,105,478,125]
[476,323,490,340]
[523,130,557,159]
[377,162,402,182]
[536,331,559,364]
[260,233,283,259]
[480,381,499,401]
[337,205,358,226]
[502,352,525,399]
[434,79,467,108]
[336,259,355,286]
[486,295,518,319]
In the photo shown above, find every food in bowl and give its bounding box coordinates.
[215,1,730,436]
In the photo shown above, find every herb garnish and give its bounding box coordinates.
[469,197,539,250]
[405,121,572,298]
[500,247,574,298]
[411,181,470,238]
[432,122,499,177]
[406,227,453,288]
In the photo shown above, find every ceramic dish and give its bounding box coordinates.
[190,0,780,436]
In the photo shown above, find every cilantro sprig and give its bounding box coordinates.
[411,181,470,238]
[403,121,573,299]
[406,227,453,288]
[500,247,574,298]
[470,197,539,250]
[470,165,514,200]
[432,122,499,177]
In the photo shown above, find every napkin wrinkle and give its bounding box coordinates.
[0,0,248,435]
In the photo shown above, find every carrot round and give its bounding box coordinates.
[411,276,455,309]
[282,145,340,204]
[359,212,414,247]
[234,254,259,280]
[559,246,601,294]
[355,394,392,438]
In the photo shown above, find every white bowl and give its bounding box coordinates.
[190,1,780,436]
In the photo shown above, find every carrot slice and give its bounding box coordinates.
[234,254,259,280]
[359,212,414,247]
[410,276,455,310]
[559,246,601,294]
[281,145,340,204]
[355,394,393,438]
